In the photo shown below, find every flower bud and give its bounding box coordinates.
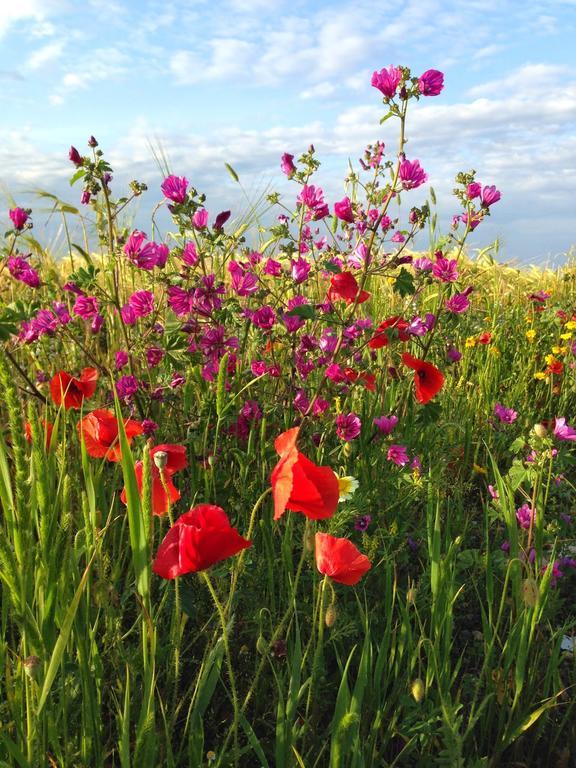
[325,604,337,628]
[406,586,417,604]
[88,135,99,147]
[23,655,41,680]
[153,450,168,471]
[411,678,425,703]
[533,423,548,439]
[256,635,268,655]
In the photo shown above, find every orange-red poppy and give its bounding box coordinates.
[50,368,98,409]
[315,532,371,585]
[402,352,445,404]
[78,409,143,462]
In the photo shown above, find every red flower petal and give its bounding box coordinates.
[50,368,98,409]
[327,271,370,305]
[315,532,371,586]
[78,409,143,462]
[401,352,445,404]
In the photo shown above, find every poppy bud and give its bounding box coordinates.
[411,678,425,703]
[256,635,268,655]
[153,450,168,471]
[325,604,337,628]
[533,423,548,439]
[23,655,41,680]
[406,586,417,604]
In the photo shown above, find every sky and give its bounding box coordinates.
[0,0,575,265]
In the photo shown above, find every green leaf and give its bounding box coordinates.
[69,168,86,186]
[285,304,316,320]
[393,267,415,297]
[225,162,239,183]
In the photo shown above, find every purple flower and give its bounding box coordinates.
[294,389,310,415]
[120,304,137,326]
[312,398,329,417]
[129,290,155,318]
[280,153,296,178]
[192,209,209,229]
[7,256,40,287]
[115,350,129,370]
[335,412,362,441]
[214,210,231,230]
[81,190,91,205]
[142,419,158,436]
[297,185,329,221]
[488,484,499,500]
[91,314,104,333]
[481,185,501,207]
[263,258,282,277]
[170,372,185,389]
[146,347,165,367]
[373,415,398,436]
[553,417,576,441]
[250,306,276,330]
[399,159,427,191]
[494,403,518,424]
[9,207,29,230]
[228,261,259,296]
[447,345,462,363]
[466,182,482,200]
[354,514,372,532]
[516,503,534,530]
[181,242,198,266]
[371,65,402,99]
[334,197,354,223]
[116,375,139,401]
[432,257,458,282]
[387,444,409,466]
[418,69,444,96]
[445,292,470,313]
[69,146,83,166]
[161,174,188,204]
[413,256,433,272]
[167,286,195,317]
[240,400,262,422]
[283,295,309,333]
[291,256,311,284]
[73,295,99,320]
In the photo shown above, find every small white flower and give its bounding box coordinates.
[337,475,359,502]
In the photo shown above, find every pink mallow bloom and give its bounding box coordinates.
[297,185,329,221]
[263,258,282,277]
[516,503,534,530]
[115,350,129,370]
[228,261,259,296]
[214,210,230,230]
[466,182,482,200]
[181,241,198,266]
[250,306,276,330]
[9,207,29,230]
[387,444,409,466]
[73,295,99,320]
[481,185,501,207]
[373,414,398,436]
[418,69,444,96]
[494,403,518,424]
[335,412,362,441]
[161,175,188,204]
[553,417,576,441]
[445,292,470,314]
[128,290,154,317]
[371,65,402,99]
[146,347,165,368]
[291,257,311,284]
[432,257,458,282]
[7,256,40,287]
[399,159,427,190]
[280,153,296,178]
[192,209,209,229]
[334,197,354,223]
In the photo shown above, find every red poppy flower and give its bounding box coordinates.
[368,316,410,349]
[152,504,252,579]
[327,271,370,305]
[547,360,563,375]
[315,532,371,586]
[121,444,187,515]
[78,409,143,462]
[271,427,340,521]
[402,352,445,405]
[50,368,98,409]
[25,419,54,450]
[343,368,376,392]
[477,332,492,345]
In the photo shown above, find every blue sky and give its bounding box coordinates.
[1,0,575,264]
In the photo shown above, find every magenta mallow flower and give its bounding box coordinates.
[481,185,501,207]
[354,514,372,532]
[228,260,259,296]
[91,314,104,333]
[214,210,230,230]
[387,444,409,466]
[73,295,99,320]
[128,290,154,317]
[161,174,188,204]
[516,503,534,530]
[142,419,158,436]
[192,209,209,229]
[69,146,83,166]
[447,345,462,363]
[466,182,481,200]
[263,258,282,277]
[335,412,362,441]
[334,197,354,223]
[553,417,576,441]
[291,257,311,284]
[7,256,40,287]
[280,153,296,178]
[250,306,276,330]
[432,257,458,282]
[115,350,129,370]
[181,241,198,267]
[146,347,165,367]
[413,256,433,271]
[373,414,398,436]
[418,69,444,96]
[371,65,402,99]
[494,403,518,424]
[123,230,168,270]
[297,185,329,221]
[445,292,470,314]
[116,375,139,400]
[9,207,29,230]
[399,159,427,191]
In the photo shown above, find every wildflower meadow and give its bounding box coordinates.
[1,64,576,767]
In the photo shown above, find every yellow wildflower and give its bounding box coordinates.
[534,372,547,380]
[525,329,536,342]
[560,332,572,341]
[465,336,477,348]
[338,475,359,502]
[565,320,576,331]
[552,345,568,355]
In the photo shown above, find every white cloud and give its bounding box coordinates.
[26,41,64,70]
[0,0,62,38]
[50,48,130,102]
